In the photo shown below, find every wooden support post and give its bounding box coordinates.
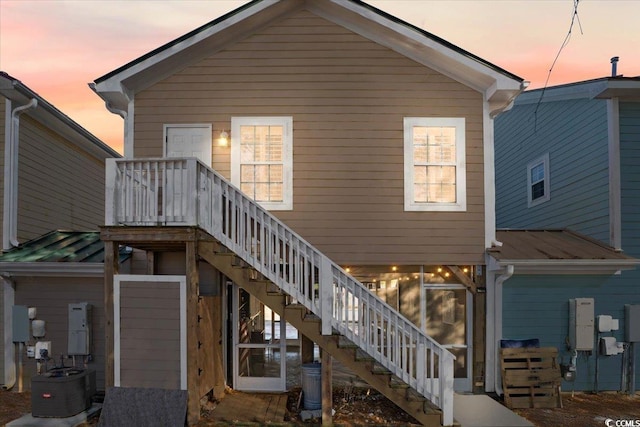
[321,351,332,426]
[186,241,200,425]
[146,250,155,275]
[103,240,119,388]
[473,290,486,393]
[301,335,315,364]
[211,295,226,399]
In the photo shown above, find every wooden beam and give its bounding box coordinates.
[186,241,200,425]
[146,251,155,275]
[473,290,486,393]
[321,351,332,426]
[446,265,477,294]
[103,241,119,388]
[101,226,198,243]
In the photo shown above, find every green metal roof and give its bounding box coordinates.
[0,230,131,263]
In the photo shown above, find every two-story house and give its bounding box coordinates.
[494,74,640,394]
[0,72,121,391]
[91,0,527,424]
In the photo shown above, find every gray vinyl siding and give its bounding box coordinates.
[119,280,181,389]
[13,277,105,390]
[620,101,640,256]
[17,115,106,242]
[503,273,640,392]
[0,98,5,244]
[133,10,487,266]
[495,98,610,241]
[0,100,4,385]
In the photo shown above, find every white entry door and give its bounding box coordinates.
[164,125,212,167]
[232,285,287,391]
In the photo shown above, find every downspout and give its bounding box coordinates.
[486,256,514,394]
[3,98,38,250]
[493,264,514,395]
[1,275,16,390]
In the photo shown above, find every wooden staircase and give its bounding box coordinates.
[199,244,444,427]
[106,157,456,426]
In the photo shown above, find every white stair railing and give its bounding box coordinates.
[106,158,455,425]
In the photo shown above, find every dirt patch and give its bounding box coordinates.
[514,392,640,427]
[2,388,639,426]
[0,390,31,425]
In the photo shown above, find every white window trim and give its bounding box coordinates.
[404,117,466,212]
[527,153,550,208]
[231,117,293,211]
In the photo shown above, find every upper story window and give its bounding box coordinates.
[404,117,466,211]
[231,117,293,210]
[527,153,550,207]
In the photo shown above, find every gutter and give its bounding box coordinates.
[0,263,105,278]
[3,98,37,250]
[492,258,640,275]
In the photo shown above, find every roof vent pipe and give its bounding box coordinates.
[611,56,620,77]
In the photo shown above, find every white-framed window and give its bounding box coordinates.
[527,153,550,207]
[231,117,293,210]
[404,117,466,211]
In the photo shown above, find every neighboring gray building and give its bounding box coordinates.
[492,76,640,392]
[0,72,120,389]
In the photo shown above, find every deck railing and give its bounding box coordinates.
[105,157,454,425]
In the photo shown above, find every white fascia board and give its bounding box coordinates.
[514,80,615,105]
[0,263,104,277]
[489,258,639,275]
[315,0,522,100]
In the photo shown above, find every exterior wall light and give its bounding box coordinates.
[218,130,229,146]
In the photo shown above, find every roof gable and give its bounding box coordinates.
[91,0,524,116]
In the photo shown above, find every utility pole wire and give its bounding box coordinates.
[533,0,583,129]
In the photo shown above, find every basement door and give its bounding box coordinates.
[424,285,472,392]
[232,285,287,391]
[164,124,212,167]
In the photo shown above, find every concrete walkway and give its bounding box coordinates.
[454,394,533,427]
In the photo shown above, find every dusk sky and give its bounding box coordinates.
[1,0,639,154]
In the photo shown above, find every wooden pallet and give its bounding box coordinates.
[500,347,562,409]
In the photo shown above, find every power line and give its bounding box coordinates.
[533,0,583,130]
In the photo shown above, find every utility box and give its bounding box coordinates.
[625,304,640,343]
[12,305,30,343]
[68,303,91,355]
[569,298,594,351]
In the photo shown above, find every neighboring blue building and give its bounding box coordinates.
[491,76,640,393]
